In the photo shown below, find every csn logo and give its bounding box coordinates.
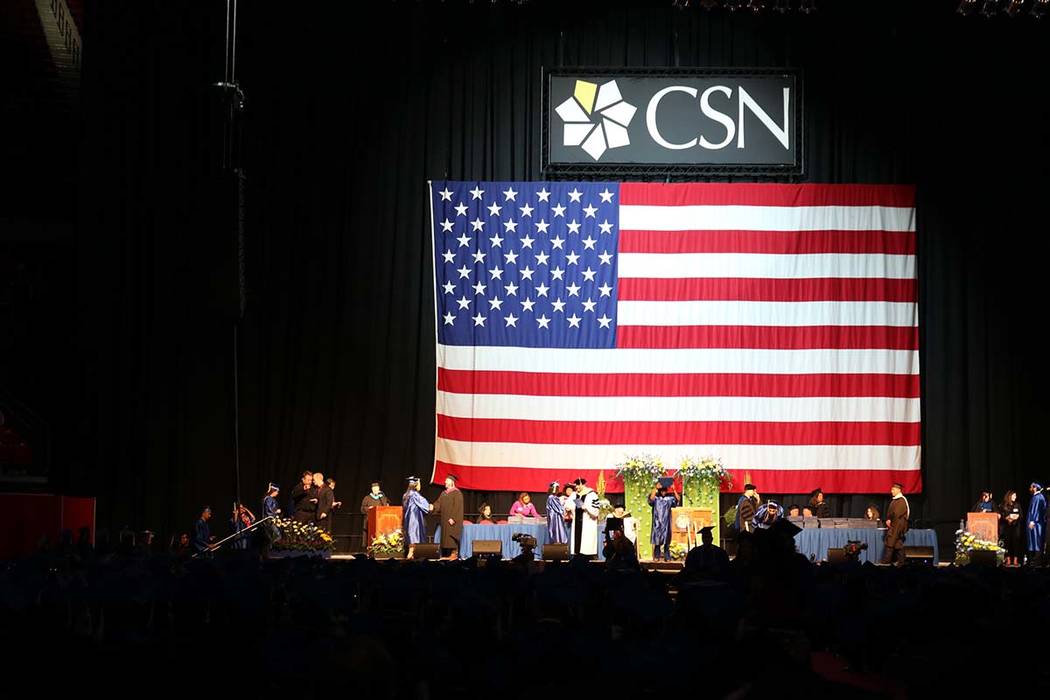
[554,79,638,162]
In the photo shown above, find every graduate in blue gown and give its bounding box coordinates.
[752,500,785,530]
[402,476,432,546]
[262,483,282,518]
[546,481,567,544]
[1027,482,1046,560]
[649,482,679,561]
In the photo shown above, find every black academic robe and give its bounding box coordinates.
[432,487,464,550]
[885,496,909,549]
[291,484,317,524]
[809,500,831,519]
[1000,502,1023,558]
[316,485,335,530]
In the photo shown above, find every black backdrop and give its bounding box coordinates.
[31,0,1050,549]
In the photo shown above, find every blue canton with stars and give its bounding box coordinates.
[432,181,619,349]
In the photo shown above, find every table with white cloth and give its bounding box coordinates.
[435,522,549,559]
[793,527,939,564]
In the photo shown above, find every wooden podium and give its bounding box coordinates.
[671,507,714,547]
[967,511,999,544]
[367,505,403,544]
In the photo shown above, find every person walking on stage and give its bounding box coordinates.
[1027,482,1046,565]
[431,474,464,559]
[880,482,910,565]
[401,476,432,551]
[262,483,282,548]
[193,506,214,555]
[649,481,679,561]
[735,484,759,534]
[546,481,568,544]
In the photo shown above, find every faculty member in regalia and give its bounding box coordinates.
[401,476,432,548]
[431,474,464,559]
[570,478,600,558]
[880,482,910,565]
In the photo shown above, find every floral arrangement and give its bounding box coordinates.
[368,529,404,558]
[271,516,335,551]
[615,454,666,486]
[677,456,732,489]
[595,497,615,519]
[954,529,1005,566]
[669,542,689,561]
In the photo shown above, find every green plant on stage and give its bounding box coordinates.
[669,542,688,561]
[954,529,1004,566]
[368,529,404,558]
[272,516,335,551]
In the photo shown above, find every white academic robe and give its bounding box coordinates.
[623,515,638,545]
[570,490,600,555]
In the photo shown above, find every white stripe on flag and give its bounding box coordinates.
[437,345,921,375]
[618,204,916,232]
[617,252,916,280]
[435,439,922,471]
[437,391,920,423]
[616,300,918,327]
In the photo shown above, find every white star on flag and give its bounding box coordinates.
[442,249,455,263]
[457,265,471,279]
[535,282,549,297]
[519,203,534,217]
[582,267,597,281]
[472,250,487,263]
[536,188,551,202]
[439,188,453,201]
[503,187,517,201]
[535,251,549,265]
[551,298,566,312]
[582,298,597,312]
[441,218,454,232]
[567,220,581,234]
[535,220,550,234]
[457,233,471,248]
[567,313,582,328]
[568,188,583,203]
[471,218,485,232]
[598,188,614,203]
[599,220,613,234]
[469,186,484,200]
[488,298,504,311]
[597,283,612,297]
[454,203,468,216]
[583,204,597,218]
[536,314,551,329]
[443,312,456,325]
[566,282,581,297]
[472,281,486,295]
[472,312,486,326]
[521,298,536,312]
[551,203,566,218]
[456,296,471,310]
[504,313,518,327]
[597,314,612,329]
[598,251,613,265]
[487,202,502,216]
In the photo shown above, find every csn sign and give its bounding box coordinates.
[543,69,802,176]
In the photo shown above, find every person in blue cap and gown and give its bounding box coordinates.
[649,481,679,561]
[546,481,567,544]
[1027,482,1046,564]
[402,476,432,547]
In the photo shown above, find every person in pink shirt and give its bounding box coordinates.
[509,492,539,518]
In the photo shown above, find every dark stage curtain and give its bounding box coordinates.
[53,0,1050,548]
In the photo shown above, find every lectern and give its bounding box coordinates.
[367,505,403,544]
[967,511,999,544]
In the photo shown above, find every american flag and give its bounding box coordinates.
[429,181,920,494]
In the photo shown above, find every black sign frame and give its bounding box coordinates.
[541,66,804,178]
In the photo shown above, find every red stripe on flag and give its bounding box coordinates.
[619,229,916,255]
[617,277,916,302]
[619,182,916,208]
[616,325,919,350]
[437,415,921,446]
[438,368,920,398]
[432,461,922,494]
